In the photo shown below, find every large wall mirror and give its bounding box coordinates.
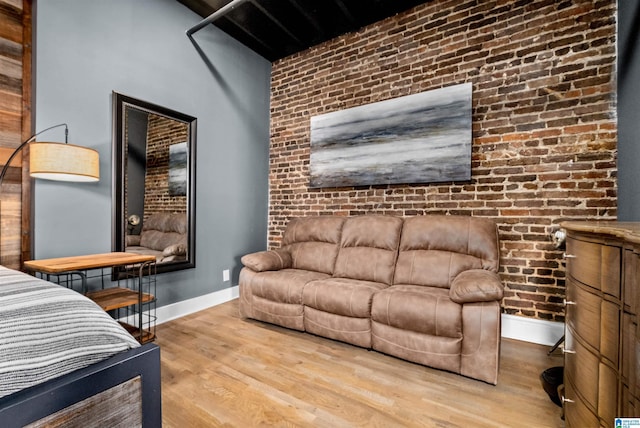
[112,92,196,274]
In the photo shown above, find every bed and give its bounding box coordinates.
[0,266,161,427]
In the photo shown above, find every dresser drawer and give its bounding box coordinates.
[598,362,618,424]
[564,379,600,428]
[623,315,640,397]
[565,327,600,410]
[622,384,638,418]
[567,237,620,297]
[624,249,639,315]
[600,300,620,365]
[566,280,601,351]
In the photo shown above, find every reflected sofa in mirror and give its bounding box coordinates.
[112,92,196,274]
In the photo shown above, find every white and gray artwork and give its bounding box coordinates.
[169,141,188,196]
[310,82,472,188]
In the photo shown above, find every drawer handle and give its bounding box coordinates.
[564,253,577,259]
[561,396,575,404]
[564,299,576,306]
[561,347,576,354]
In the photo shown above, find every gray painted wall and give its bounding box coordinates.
[618,0,640,220]
[34,0,271,306]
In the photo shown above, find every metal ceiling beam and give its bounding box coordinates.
[334,0,356,26]
[286,0,325,39]
[186,0,251,37]
[251,2,305,47]
[217,13,280,59]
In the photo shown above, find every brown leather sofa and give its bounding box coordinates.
[239,215,503,384]
[125,213,187,263]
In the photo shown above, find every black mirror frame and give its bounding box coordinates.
[112,91,197,275]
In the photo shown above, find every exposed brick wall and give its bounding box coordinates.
[269,0,617,322]
[144,114,188,218]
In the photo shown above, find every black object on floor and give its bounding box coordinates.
[548,335,564,355]
[540,366,564,407]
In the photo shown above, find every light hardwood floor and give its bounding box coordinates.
[157,300,564,427]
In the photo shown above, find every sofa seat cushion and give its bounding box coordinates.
[371,285,462,339]
[251,269,331,305]
[371,321,462,375]
[241,268,331,331]
[139,230,185,252]
[303,278,388,318]
[304,307,372,348]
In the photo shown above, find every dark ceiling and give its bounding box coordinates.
[178,0,428,62]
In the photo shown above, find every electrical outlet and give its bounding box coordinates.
[223,269,230,282]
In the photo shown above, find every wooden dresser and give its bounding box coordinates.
[561,221,640,426]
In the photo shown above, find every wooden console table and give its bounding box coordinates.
[24,252,157,344]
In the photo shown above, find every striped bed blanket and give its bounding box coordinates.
[0,266,140,398]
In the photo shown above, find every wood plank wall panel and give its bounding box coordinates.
[0,0,31,270]
[20,0,31,267]
[25,377,143,428]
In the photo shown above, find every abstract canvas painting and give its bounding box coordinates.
[309,82,472,188]
[169,142,188,196]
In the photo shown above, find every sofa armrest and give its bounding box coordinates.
[126,234,141,246]
[241,249,292,272]
[450,270,503,304]
[162,243,186,257]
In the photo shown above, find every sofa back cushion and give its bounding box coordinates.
[333,216,403,285]
[282,216,345,275]
[139,213,187,251]
[394,215,499,288]
[144,213,187,234]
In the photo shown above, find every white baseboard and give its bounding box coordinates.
[156,285,239,325]
[154,289,564,346]
[501,313,564,346]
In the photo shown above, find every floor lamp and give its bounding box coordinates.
[0,123,99,185]
[0,123,100,265]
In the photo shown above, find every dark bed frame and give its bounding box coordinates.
[0,343,161,427]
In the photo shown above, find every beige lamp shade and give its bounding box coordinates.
[29,142,100,182]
